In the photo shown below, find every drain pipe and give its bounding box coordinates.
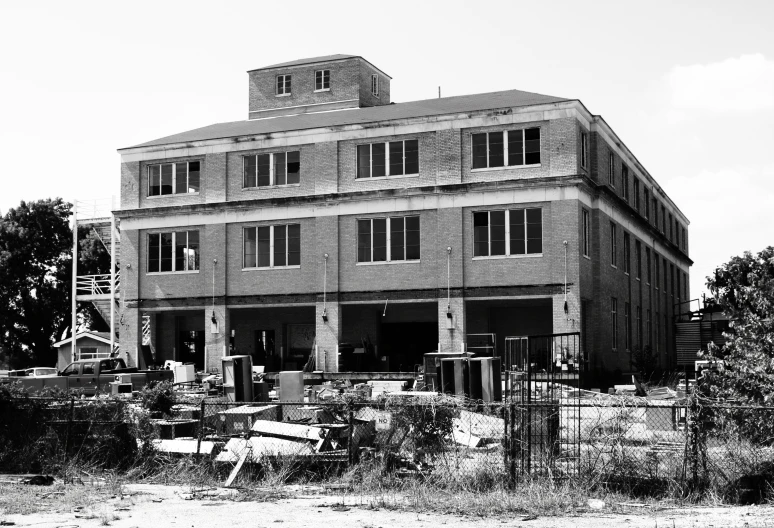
[563,241,569,317]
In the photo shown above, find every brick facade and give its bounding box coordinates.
[116,55,692,387]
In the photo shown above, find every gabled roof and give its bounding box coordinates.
[53,331,114,348]
[249,54,359,72]
[123,88,570,150]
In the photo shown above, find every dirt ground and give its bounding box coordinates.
[2,483,774,528]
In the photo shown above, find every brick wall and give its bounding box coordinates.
[358,60,390,107]
[226,143,316,202]
[248,58,361,115]
[337,132,437,193]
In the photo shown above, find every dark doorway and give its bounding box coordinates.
[254,329,277,371]
[380,322,438,372]
[178,330,205,370]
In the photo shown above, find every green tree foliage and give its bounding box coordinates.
[702,246,774,404]
[0,199,111,368]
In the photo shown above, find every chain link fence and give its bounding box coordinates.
[3,392,774,501]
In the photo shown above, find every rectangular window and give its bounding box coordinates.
[148,230,199,273]
[472,128,541,169]
[357,140,419,178]
[611,297,618,351]
[636,306,642,349]
[654,253,660,290]
[622,165,629,202]
[371,74,379,96]
[315,69,330,91]
[644,189,650,221]
[663,259,668,293]
[633,178,640,213]
[646,309,652,347]
[623,233,631,274]
[646,247,651,284]
[653,199,659,228]
[682,227,687,251]
[581,132,588,169]
[624,302,631,351]
[610,222,617,267]
[655,310,660,353]
[684,272,688,300]
[669,213,674,242]
[582,209,590,257]
[677,272,681,304]
[670,264,675,298]
[243,224,300,269]
[243,151,300,187]
[661,205,666,233]
[357,216,420,263]
[277,74,291,95]
[635,240,641,280]
[608,151,615,187]
[148,161,200,197]
[675,223,680,248]
[474,209,543,257]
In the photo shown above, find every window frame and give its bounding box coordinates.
[356,216,421,265]
[622,164,630,202]
[635,240,641,280]
[147,230,200,274]
[623,232,631,275]
[624,301,631,352]
[371,74,379,96]
[645,247,651,285]
[581,132,588,170]
[356,139,419,179]
[472,208,543,259]
[610,222,618,268]
[582,209,590,258]
[633,178,640,213]
[471,128,542,170]
[611,297,618,352]
[644,189,650,221]
[314,69,330,92]
[608,151,615,187]
[276,74,291,96]
[147,160,201,197]
[242,224,301,270]
[242,151,301,188]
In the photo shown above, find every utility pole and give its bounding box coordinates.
[71,201,78,362]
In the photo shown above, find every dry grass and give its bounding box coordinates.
[0,480,122,516]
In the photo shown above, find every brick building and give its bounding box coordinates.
[115,54,691,386]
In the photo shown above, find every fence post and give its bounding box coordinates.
[688,395,700,492]
[63,398,74,468]
[347,403,354,466]
[196,399,206,456]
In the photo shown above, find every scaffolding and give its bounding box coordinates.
[71,198,120,360]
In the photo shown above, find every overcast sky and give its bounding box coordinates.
[1,0,772,301]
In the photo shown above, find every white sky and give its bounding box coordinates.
[1,0,772,301]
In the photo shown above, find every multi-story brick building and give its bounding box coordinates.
[115,54,691,386]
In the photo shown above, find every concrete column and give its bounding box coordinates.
[316,302,341,372]
[118,306,140,368]
[205,304,230,373]
[439,297,466,353]
[552,292,581,335]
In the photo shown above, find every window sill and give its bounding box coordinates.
[470,164,541,173]
[275,93,291,97]
[242,265,301,271]
[472,253,543,261]
[147,270,200,276]
[356,173,419,181]
[583,255,591,261]
[611,264,618,269]
[314,88,331,93]
[243,183,301,190]
[147,192,200,199]
[356,260,421,266]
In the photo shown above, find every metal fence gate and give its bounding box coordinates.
[504,332,583,478]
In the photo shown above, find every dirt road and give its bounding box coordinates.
[2,484,774,528]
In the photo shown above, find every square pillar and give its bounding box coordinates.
[118,306,140,368]
[552,292,581,335]
[316,302,341,372]
[439,297,466,353]
[205,304,230,373]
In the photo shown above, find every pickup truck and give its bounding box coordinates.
[1,358,173,395]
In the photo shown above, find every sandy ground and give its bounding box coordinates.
[2,484,774,528]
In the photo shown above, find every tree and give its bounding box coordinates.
[701,246,774,404]
[0,199,110,368]
[0,199,73,367]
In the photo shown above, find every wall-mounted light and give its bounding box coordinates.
[210,310,219,334]
[321,308,328,323]
[125,263,131,269]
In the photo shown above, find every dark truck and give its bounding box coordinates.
[2,358,173,395]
